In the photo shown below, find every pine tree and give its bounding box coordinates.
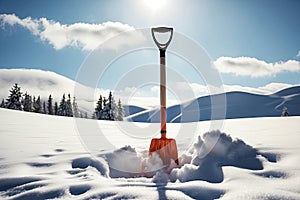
[22,92,32,112]
[33,96,42,113]
[65,94,73,117]
[54,102,58,115]
[109,94,117,121]
[5,83,22,110]
[58,94,67,116]
[116,99,124,121]
[0,99,5,108]
[47,95,53,115]
[72,96,79,118]
[100,100,110,120]
[108,91,113,108]
[95,95,103,119]
[103,97,107,107]
[96,96,107,120]
[106,91,118,120]
[108,92,112,119]
[43,101,47,114]
[32,96,36,109]
[98,92,116,120]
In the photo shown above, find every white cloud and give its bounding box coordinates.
[297,51,300,58]
[0,14,40,35]
[0,14,139,51]
[214,56,300,77]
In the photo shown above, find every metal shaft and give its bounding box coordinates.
[160,49,167,139]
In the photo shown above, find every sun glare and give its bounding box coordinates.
[144,0,167,12]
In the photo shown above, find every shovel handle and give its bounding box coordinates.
[151,27,173,51]
[151,27,174,138]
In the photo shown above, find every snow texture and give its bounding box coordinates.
[170,130,263,183]
[1,108,300,199]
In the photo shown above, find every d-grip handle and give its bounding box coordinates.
[151,27,173,51]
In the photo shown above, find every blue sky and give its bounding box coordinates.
[0,0,299,94]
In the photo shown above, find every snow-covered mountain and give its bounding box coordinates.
[127,86,300,122]
[0,69,148,116]
[0,68,111,115]
[0,69,78,100]
[1,69,299,121]
[123,105,146,116]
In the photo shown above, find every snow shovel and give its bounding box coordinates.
[149,27,179,165]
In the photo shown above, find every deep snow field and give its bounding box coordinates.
[0,108,300,200]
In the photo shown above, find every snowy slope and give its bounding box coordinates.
[128,86,300,122]
[0,68,80,101]
[0,108,300,199]
[0,68,111,115]
[0,69,149,117]
[2,69,300,121]
[123,105,146,117]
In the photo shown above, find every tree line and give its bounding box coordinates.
[0,83,124,121]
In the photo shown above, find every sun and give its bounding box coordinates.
[144,0,167,12]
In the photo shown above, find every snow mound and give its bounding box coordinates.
[170,130,263,183]
[72,145,167,179]
[77,130,264,184]
[103,145,166,178]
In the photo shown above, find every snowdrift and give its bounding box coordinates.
[69,130,265,183]
[1,108,300,199]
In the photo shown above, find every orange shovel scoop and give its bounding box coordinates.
[149,27,179,165]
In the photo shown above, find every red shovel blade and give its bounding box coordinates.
[149,138,179,165]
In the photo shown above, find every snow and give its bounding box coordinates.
[128,86,300,122]
[170,130,263,183]
[0,69,161,111]
[0,108,300,199]
[1,68,300,121]
[0,69,152,115]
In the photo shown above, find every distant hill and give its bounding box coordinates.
[0,68,109,116]
[123,105,146,117]
[0,69,146,117]
[1,69,299,121]
[126,86,300,122]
